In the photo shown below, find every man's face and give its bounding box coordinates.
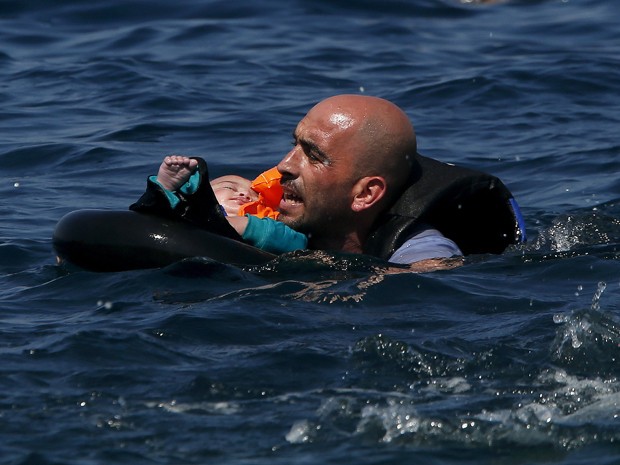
[276,102,362,238]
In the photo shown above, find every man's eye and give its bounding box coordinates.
[307,152,321,163]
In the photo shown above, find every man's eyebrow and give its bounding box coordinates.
[293,130,329,161]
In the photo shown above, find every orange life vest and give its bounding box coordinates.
[238,167,282,220]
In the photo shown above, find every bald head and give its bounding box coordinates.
[307,95,417,197]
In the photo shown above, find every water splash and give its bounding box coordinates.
[553,282,607,350]
[531,213,620,254]
[591,281,607,312]
[551,282,620,377]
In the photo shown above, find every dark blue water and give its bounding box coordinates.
[1,0,620,463]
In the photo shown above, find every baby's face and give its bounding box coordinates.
[211,175,258,216]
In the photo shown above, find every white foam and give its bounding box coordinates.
[146,400,240,415]
[285,419,313,444]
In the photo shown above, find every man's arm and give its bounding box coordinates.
[405,256,464,273]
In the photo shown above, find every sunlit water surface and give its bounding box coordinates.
[1,0,619,464]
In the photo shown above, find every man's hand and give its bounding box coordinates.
[383,257,464,274]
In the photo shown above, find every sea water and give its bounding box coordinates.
[1,0,619,464]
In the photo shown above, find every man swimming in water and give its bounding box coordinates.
[273,94,463,271]
[132,96,465,270]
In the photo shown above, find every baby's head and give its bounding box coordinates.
[211,175,258,216]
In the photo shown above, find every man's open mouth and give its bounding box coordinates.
[282,192,303,205]
[280,184,304,211]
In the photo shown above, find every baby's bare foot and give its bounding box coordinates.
[156,155,198,191]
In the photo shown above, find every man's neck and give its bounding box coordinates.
[309,233,364,254]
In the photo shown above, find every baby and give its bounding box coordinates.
[211,175,258,216]
[150,155,307,254]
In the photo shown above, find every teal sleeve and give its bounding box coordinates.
[179,170,200,195]
[148,171,201,210]
[242,215,308,253]
[148,176,180,209]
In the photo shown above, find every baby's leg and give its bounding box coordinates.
[156,155,199,191]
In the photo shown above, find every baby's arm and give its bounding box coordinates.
[156,156,198,191]
[229,216,307,253]
[226,216,250,236]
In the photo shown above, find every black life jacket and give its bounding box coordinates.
[363,153,526,261]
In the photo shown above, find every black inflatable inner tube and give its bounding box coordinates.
[53,209,276,272]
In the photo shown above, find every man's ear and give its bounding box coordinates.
[351,176,386,212]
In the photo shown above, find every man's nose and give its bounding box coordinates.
[276,146,299,180]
